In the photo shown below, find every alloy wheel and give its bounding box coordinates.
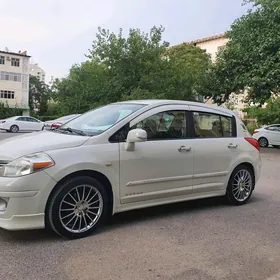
[58,185,103,233]
[232,169,253,202]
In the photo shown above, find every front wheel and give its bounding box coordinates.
[226,165,254,206]
[46,176,109,239]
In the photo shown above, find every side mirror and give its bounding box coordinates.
[125,129,147,151]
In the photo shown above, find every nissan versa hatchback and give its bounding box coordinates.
[0,100,262,239]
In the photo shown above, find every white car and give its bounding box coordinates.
[0,100,262,239]
[44,114,81,130]
[252,124,280,148]
[0,116,45,133]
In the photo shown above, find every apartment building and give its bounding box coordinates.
[29,63,46,83]
[188,34,247,118]
[0,50,31,115]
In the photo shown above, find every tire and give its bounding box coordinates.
[46,176,109,239]
[272,145,280,149]
[10,125,19,133]
[226,165,254,206]
[258,137,268,147]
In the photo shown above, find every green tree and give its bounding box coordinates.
[55,26,211,114]
[29,75,51,115]
[0,102,22,119]
[204,0,280,105]
[244,97,280,124]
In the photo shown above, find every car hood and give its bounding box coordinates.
[0,131,90,160]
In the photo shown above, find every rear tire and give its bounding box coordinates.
[46,176,109,239]
[226,165,254,206]
[258,137,268,147]
[10,125,19,133]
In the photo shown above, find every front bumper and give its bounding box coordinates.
[0,171,57,231]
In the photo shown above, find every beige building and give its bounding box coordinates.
[0,50,31,115]
[29,63,46,83]
[188,34,247,118]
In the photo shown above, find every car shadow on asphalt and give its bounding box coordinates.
[0,195,264,243]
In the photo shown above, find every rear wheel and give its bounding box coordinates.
[226,165,254,206]
[10,125,19,133]
[46,176,109,239]
[258,137,268,147]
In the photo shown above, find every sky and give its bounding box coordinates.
[1,0,248,83]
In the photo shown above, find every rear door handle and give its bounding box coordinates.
[228,143,238,149]
[178,146,191,152]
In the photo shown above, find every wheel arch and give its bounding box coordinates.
[45,169,114,217]
[231,162,256,189]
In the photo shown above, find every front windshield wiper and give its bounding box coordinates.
[56,127,86,136]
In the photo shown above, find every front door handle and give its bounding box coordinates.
[228,143,238,149]
[178,146,191,152]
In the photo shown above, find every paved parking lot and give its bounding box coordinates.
[0,132,280,280]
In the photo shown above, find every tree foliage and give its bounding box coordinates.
[55,26,211,114]
[0,102,22,119]
[29,75,51,115]
[204,0,280,105]
[244,97,280,124]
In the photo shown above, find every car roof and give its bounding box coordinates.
[114,99,237,116]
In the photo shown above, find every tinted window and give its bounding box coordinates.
[16,117,26,121]
[26,117,39,122]
[132,110,187,140]
[265,125,280,132]
[193,112,233,138]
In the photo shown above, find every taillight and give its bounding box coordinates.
[253,130,259,134]
[1,120,6,124]
[245,137,260,151]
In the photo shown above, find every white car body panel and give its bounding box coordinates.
[252,124,280,146]
[0,116,44,132]
[0,100,262,231]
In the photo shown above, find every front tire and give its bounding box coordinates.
[46,176,109,239]
[226,165,254,206]
[258,137,268,147]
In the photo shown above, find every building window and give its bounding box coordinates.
[0,56,4,65]
[0,90,15,99]
[11,58,20,67]
[0,71,21,82]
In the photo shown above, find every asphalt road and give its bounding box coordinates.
[0,132,280,280]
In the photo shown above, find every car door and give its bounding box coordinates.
[189,105,239,194]
[14,117,29,131]
[264,125,280,145]
[116,105,194,204]
[26,117,42,131]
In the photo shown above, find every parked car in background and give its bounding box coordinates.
[44,114,81,130]
[0,100,261,239]
[0,116,45,133]
[252,124,280,148]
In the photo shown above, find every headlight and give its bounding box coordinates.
[0,152,55,177]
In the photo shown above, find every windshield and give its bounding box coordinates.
[59,103,145,136]
[56,114,79,122]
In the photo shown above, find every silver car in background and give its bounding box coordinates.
[44,114,81,130]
